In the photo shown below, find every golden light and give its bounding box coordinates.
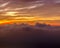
[5,12,18,16]
[14,17,36,21]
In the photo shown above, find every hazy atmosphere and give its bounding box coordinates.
[0,0,60,26]
[0,0,60,48]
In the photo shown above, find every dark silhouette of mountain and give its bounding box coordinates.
[0,23,60,48]
[35,22,50,27]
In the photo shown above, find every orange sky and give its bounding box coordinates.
[0,17,60,26]
[0,0,60,26]
[0,11,60,26]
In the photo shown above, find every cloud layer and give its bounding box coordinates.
[0,0,60,20]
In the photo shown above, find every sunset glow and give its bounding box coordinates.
[0,16,60,26]
[4,12,18,16]
[0,0,60,47]
[0,0,59,26]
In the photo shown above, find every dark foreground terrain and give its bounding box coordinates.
[0,23,60,48]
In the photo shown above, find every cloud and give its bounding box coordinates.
[0,7,10,12]
[15,0,39,2]
[0,2,10,8]
[0,3,44,12]
[14,8,26,10]
[0,0,60,18]
[55,0,60,3]
[12,3,44,10]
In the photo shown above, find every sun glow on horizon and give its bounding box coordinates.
[4,12,18,16]
[0,16,60,26]
[0,19,60,26]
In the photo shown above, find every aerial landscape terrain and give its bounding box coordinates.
[0,0,60,48]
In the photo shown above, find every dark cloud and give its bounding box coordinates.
[14,0,39,2]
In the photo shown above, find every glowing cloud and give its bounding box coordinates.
[27,4,44,9]
[4,12,18,16]
[0,2,10,8]
[11,3,44,11]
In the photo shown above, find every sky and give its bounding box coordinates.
[0,0,60,25]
